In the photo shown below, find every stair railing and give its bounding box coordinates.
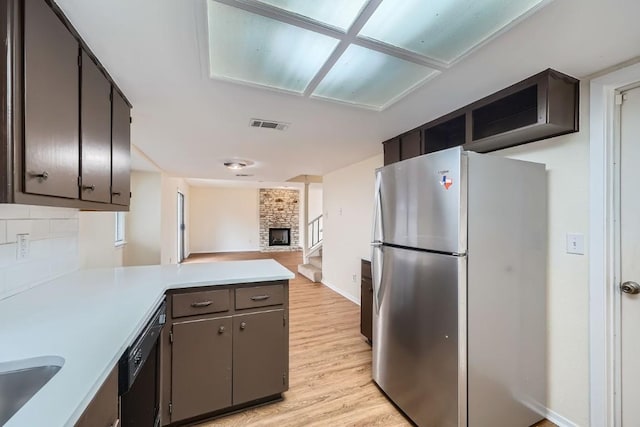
[308,215,323,249]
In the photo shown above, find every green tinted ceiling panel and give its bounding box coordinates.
[254,0,368,30]
[359,0,547,63]
[207,1,340,93]
[312,45,437,110]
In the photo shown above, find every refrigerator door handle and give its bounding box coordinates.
[371,170,384,313]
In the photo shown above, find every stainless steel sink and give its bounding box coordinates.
[0,356,64,426]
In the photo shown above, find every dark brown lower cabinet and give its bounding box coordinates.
[233,310,287,405]
[170,317,232,423]
[162,281,289,426]
[74,366,119,427]
[360,260,373,343]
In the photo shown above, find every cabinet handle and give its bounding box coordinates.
[31,171,49,181]
[218,325,225,334]
[82,185,96,192]
[240,322,247,330]
[250,295,270,301]
[112,191,122,196]
[191,301,213,308]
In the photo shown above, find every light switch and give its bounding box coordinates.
[16,233,30,260]
[566,233,585,255]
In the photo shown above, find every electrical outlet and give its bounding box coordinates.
[352,273,357,282]
[16,233,30,260]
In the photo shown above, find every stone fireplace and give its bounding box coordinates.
[259,189,300,252]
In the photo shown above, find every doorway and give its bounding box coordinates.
[617,85,640,426]
[177,191,185,263]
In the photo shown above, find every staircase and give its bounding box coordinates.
[298,251,322,283]
[298,208,323,283]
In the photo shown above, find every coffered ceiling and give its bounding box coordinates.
[55,0,640,182]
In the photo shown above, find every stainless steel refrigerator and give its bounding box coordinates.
[371,147,547,427]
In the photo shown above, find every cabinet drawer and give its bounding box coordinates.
[173,289,229,318]
[235,285,284,310]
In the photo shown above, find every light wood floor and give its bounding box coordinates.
[184,251,555,427]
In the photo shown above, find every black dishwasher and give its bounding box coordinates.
[119,300,166,427]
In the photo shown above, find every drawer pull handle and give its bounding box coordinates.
[250,295,270,301]
[218,325,225,334]
[240,322,247,330]
[83,184,96,191]
[191,301,213,308]
[32,171,49,181]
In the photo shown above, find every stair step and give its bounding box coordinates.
[309,256,322,269]
[298,264,322,283]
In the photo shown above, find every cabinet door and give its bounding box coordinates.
[383,137,401,166]
[80,51,111,203]
[233,310,286,405]
[111,90,130,206]
[171,317,232,423]
[74,366,118,427]
[400,129,421,160]
[24,0,79,198]
[361,277,373,342]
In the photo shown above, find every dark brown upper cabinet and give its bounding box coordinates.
[111,90,131,206]
[466,69,578,153]
[23,0,79,199]
[400,129,421,160]
[0,0,132,210]
[423,114,466,155]
[383,137,401,166]
[382,69,579,165]
[80,51,112,203]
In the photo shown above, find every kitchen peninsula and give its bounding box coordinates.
[0,259,293,427]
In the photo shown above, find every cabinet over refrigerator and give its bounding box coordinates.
[371,147,547,427]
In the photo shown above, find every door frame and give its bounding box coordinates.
[177,191,185,263]
[589,60,640,427]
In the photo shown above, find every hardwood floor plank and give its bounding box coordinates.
[184,251,555,427]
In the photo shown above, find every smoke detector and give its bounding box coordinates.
[249,118,289,131]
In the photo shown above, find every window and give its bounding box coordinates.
[115,212,126,246]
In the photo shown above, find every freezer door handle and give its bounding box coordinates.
[371,245,383,313]
[371,170,384,313]
[372,170,383,243]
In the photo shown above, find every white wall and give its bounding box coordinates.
[124,171,162,266]
[78,211,124,269]
[190,187,259,253]
[308,184,323,220]
[0,205,80,299]
[494,81,590,427]
[160,175,190,264]
[322,154,382,303]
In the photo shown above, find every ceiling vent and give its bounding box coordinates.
[249,118,289,131]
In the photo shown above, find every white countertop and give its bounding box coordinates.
[0,260,294,427]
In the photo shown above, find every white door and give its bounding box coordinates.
[620,86,640,426]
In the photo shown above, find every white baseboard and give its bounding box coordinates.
[545,408,579,427]
[320,280,360,306]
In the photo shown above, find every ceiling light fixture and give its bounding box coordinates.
[223,159,255,170]
[224,161,247,170]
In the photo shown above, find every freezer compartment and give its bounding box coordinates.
[372,245,465,427]
[377,146,466,254]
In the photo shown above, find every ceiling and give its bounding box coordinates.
[55,0,640,183]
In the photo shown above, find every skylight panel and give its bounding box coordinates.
[207,1,340,93]
[359,0,548,63]
[312,45,438,110]
[253,0,369,30]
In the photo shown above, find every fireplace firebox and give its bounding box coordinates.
[269,228,291,246]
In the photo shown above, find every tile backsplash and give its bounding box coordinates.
[0,205,80,300]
